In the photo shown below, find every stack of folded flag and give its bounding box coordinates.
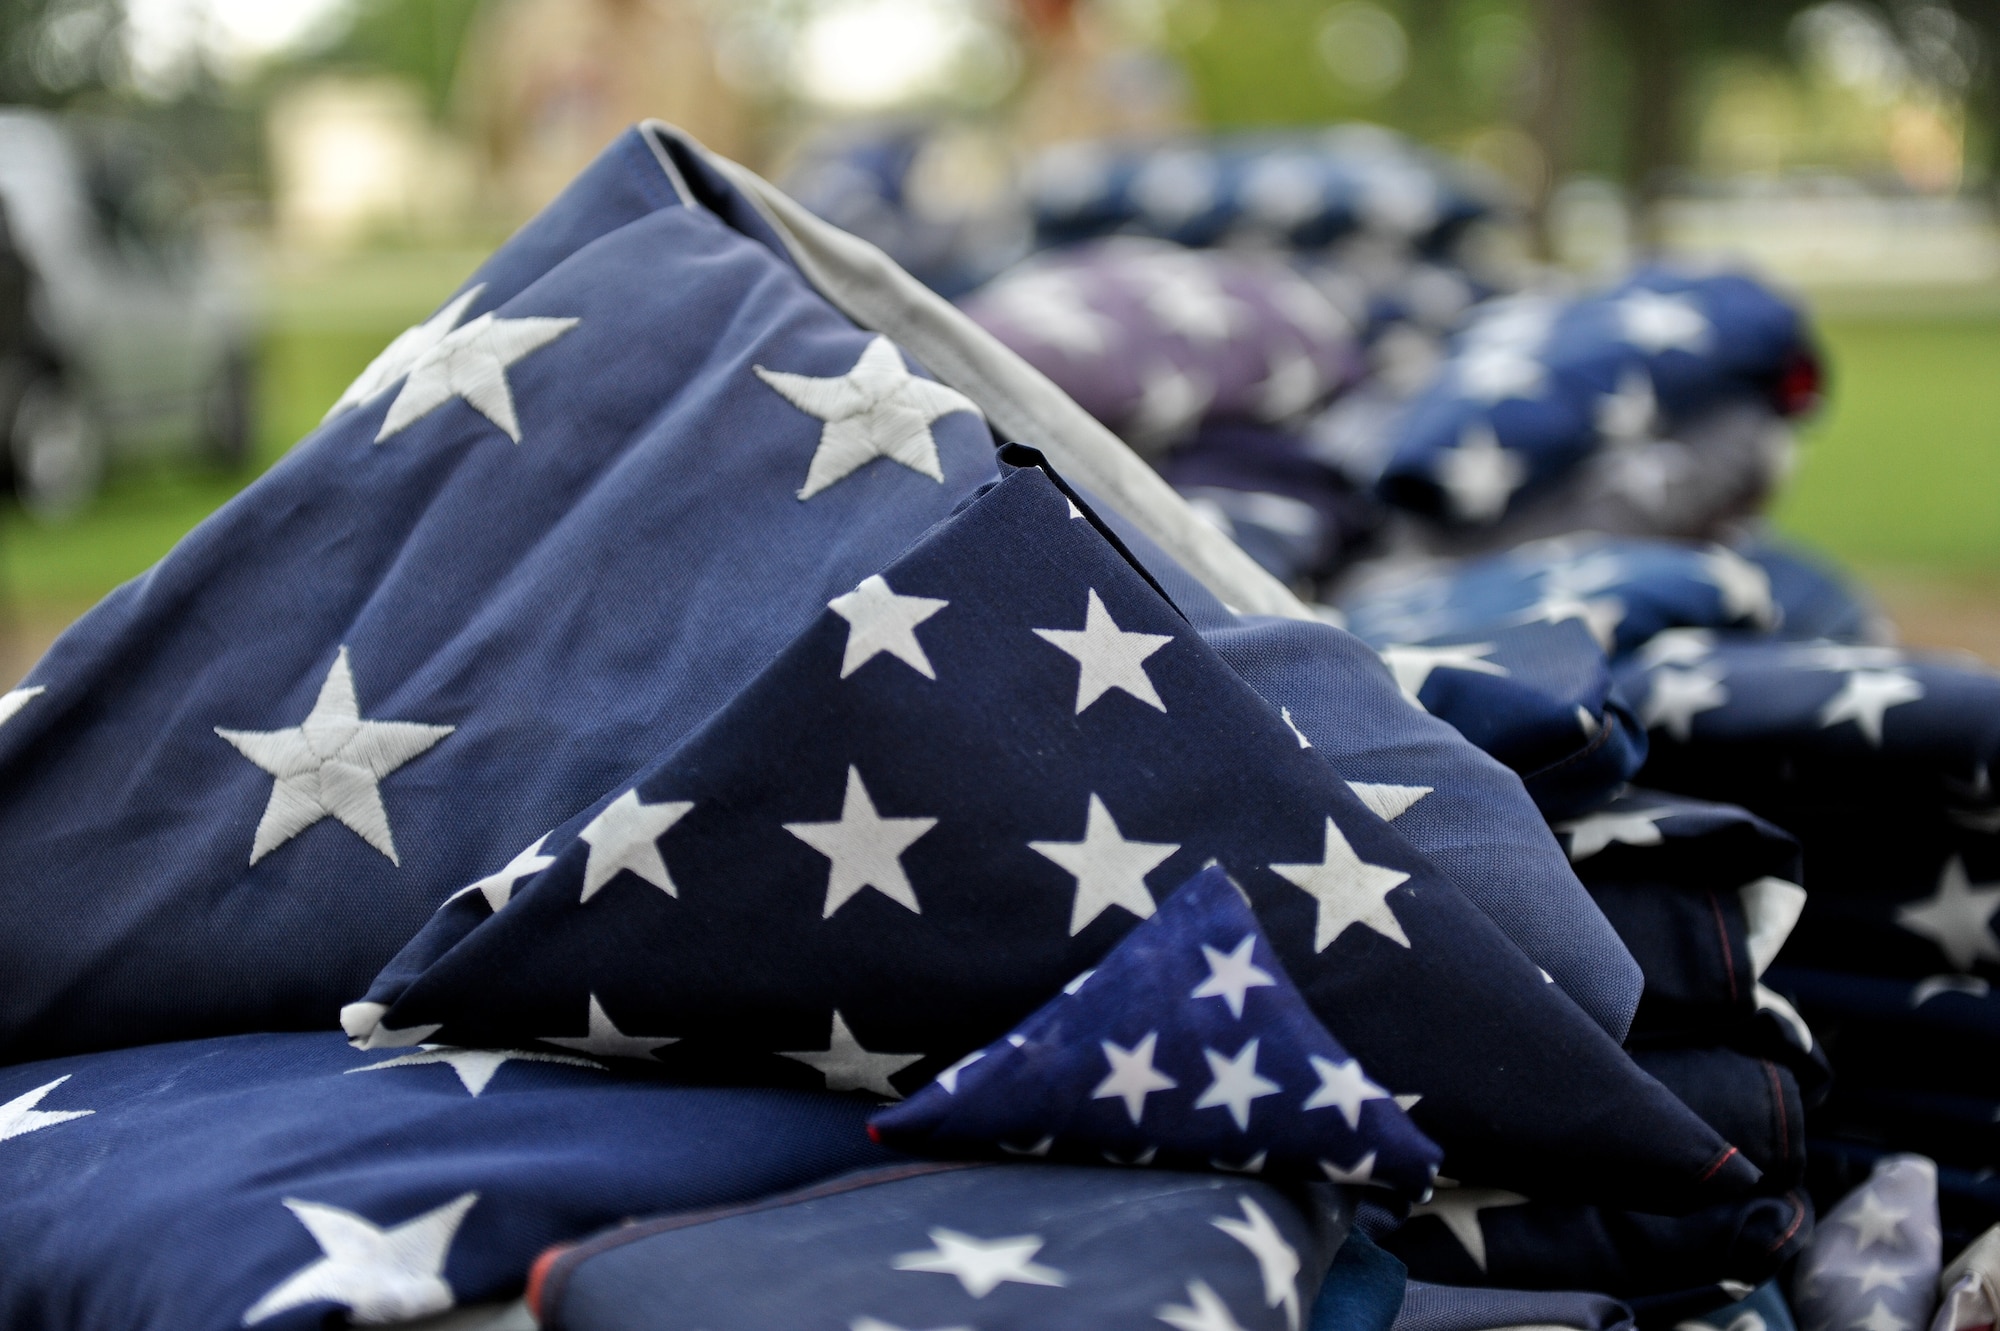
[0,120,1993,1331]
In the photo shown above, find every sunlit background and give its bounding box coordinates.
[1,0,1998,673]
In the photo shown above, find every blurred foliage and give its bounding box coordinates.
[290,0,488,121]
[1,0,127,105]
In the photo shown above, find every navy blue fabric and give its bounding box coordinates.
[1680,1281,1798,1331]
[1161,420,1381,586]
[1082,490,1645,1043]
[1392,1281,1634,1331]
[1027,128,1497,253]
[1618,641,2000,981]
[356,463,1749,1211]
[534,1162,1345,1331]
[1741,542,1882,646]
[1376,269,1815,526]
[0,1032,895,1330]
[1312,1231,1408,1331]
[1631,1047,1805,1189]
[873,865,1443,1193]
[1765,968,2000,1112]
[0,125,1005,1064]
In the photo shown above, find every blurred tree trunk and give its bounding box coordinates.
[1527,0,1591,258]
[1604,0,1687,251]
[1956,0,2000,188]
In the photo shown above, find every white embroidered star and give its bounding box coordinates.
[1213,1197,1303,1331]
[376,309,578,444]
[1455,346,1546,404]
[1192,934,1277,1018]
[446,834,556,912]
[778,1010,923,1099]
[216,647,454,866]
[1377,642,1508,710]
[1894,857,2000,972]
[785,767,936,918]
[1617,289,1712,355]
[1838,1189,1913,1251]
[892,1228,1068,1298]
[1850,1300,1912,1331]
[0,1075,93,1142]
[1819,670,1925,747]
[242,1192,477,1326]
[0,685,43,728]
[326,285,483,420]
[755,336,981,501]
[1271,817,1412,951]
[1034,589,1174,714]
[1555,807,1675,862]
[1320,1152,1378,1185]
[1157,1280,1254,1331]
[829,576,949,680]
[1640,665,1729,742]
[348,1045,601,1097]
[1346,781,1431,821]
[579,790,694,903]
[1092,1031,1178,1123]
[1432,424,1527,522]
[542,994,677,1061]
[1195,1038,1282,1130]
[1029,793,1179,935]
[1302,1055,1390,1130]
[1701,547,1776,626]
[982,270,1117,356]
[1408,1186,1529,1272]
[1595,367,1657,440]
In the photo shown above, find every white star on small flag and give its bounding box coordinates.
[0,1075,93,1142]
[541,994,678,1060]
[1029,793,1179,935]
[778,1010,923,1099]
[0,685,44,729]
[1894,857,2000,972]
[1157,1280,1254,1331]
[1818,670,1925,747]
[1617,289,1712,355]
[243,1192,478,1326]
[1377,642,1508,711]
[1191,933,1277,1018]
[830,576,949,680]
[1092,1030,1178,1123]
[1301,1054,1390,1130]
[579,790,694,903]
[1213,1197,1303,1331]
[1408,1185,1529,1272]
[892,1228,1068,1298]
[216,647,454,866]
[755,336,981,501]
[1455,347,1546,404]
[348,1045,602,1097]
[447,833,556,912]
[1555,807,1675,862]
[785,767,937,918]
[1194,1038,1282,1130]
[1433,424,1527,522]
[1270,817,1412,951]
[1641,665,1729,742]
[1034,589,1174,715]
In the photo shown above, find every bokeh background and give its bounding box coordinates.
[1,0,1996,677]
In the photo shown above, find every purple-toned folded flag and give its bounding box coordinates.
[872,864,1442,1194]
[1794,1154,1942,1331]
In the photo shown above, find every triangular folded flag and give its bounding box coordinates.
[871,865,1443,1195]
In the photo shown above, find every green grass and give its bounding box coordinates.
[1773,315,2000,572]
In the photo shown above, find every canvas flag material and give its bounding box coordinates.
[0,125,1010,1064]
[1793,1154,1942,1331]
[530,1161,1346,1331]
[871,864,1443,1193]
[0,1031,895,1331]
[1374,270,1817,527]
[1391,1281,1634,1331]
[1310,1231,1408,1331]
[351,462,1752,1211]
[1680,1281,1799,1331]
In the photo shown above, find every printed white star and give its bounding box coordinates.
[830,576,949,680]
[1128,364,1214,445]
[754,336,981,501]
[1910,974,1989,1007]
[1853,1261,1912,1293]
[1347,781,1431,821]
[1894,857,2000,972]
[1302,1055,1390,1130]
[542,994,677,1061]
[786,767,937,918]
[1378,642,1509,710]
[1555,807,1674,862]
[1130,253,1241,342]
[348,1045,601,1097]
[1638,628,1717,669]
[1320,1152,1378,1185]
[1408,1186,1529,1272]
[934,1049,984,1094]
[1433,424,1527,522]
[1516,594,1625,652]
[1280,707,1313,748]
[0,1075,93,1142]
[1701,548,1777,626]
[446,834,555,912]
[1819,670,1925,747]
[1192,933,1276,1018]
[579,790,694,903]
[1271,817,1412,951]
[1850,1300,1912,1331]
[1838,1190,1913,1251]
[1641,665,1730,742]
[851,1320,975,1331]
[1195,1039,1282,1131]
[1254,351,1322,421]
[338,1002,440,1051]
[376,309,578,444]
[892,1229,1068,1297]
[1030,793,1180,935]
[778,1010,923,1099]
[216,647,454,866]
[1034,589,1174,715]
[1617,289,1712,355]
[1157,1280,1254,1331]
[242,1192,477,1326]
[1455,346,1546,404]
[0,685,43,728]
[1213,1197,1303,1331]
[1092,1031,1178,1124]
[1595,367,1657,440]
[326,285,483,420]
[982,270,1116,356]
